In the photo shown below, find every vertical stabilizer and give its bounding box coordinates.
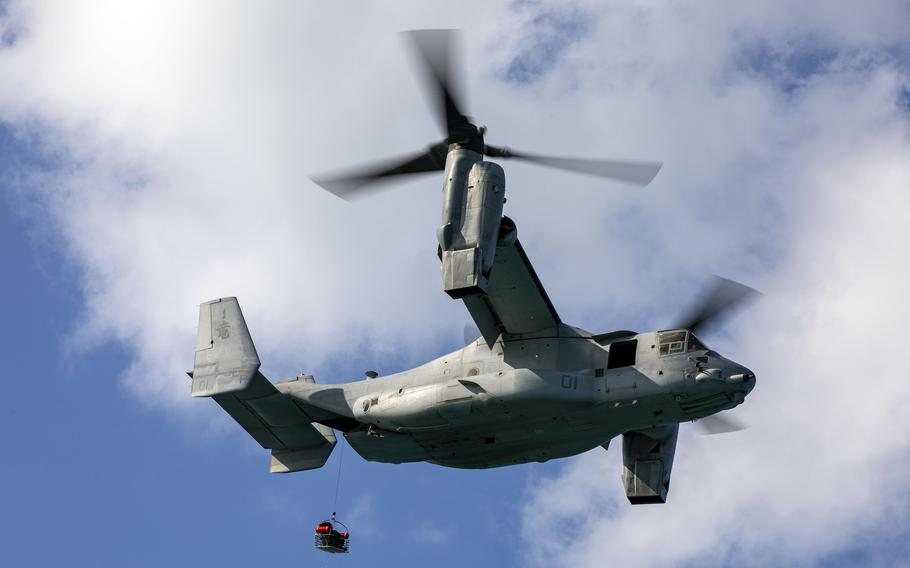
[192,297,260,397]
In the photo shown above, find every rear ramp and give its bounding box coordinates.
[192,297,336,473]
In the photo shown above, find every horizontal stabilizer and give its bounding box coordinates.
[271,423,337,473]
[210,371,335,451]
[193,297,336,472]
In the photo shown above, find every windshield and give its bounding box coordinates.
[657,330,710,355]
[658,330,687,355]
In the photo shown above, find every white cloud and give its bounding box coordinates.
[1,1,503,403]
[519,119,910,566]
[2,0,910,565]
[504,2,910,567]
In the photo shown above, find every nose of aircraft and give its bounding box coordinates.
[744,369,756,394]
[728,365,756,395]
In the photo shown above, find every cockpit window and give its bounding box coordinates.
[687,333,708,352]
[658,330,687,356]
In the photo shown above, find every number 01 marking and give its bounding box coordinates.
[561,375,578,389]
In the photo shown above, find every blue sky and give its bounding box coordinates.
[2,2,910,567]
[502,6,590,85]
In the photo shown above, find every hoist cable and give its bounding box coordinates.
[333,436,345,509]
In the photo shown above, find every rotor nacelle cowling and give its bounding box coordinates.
[437,147,506,298]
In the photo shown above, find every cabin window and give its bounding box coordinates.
[658,330,687,356]
[607,339,637,369]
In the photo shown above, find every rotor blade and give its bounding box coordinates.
[673,276,760,335]
[403,29,474,142]
[485,145,662,186]
[311,141,448,200]
[695,413,749,435]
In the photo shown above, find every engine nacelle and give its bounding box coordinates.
[622,424,679,504]
[438,149,506,298]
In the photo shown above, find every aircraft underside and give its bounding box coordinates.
[339,385,685,469]
[344,418,615,469]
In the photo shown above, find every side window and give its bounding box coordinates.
[658,331,687,356]
[607,339,638,369]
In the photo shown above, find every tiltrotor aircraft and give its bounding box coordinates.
[189,30,757,504]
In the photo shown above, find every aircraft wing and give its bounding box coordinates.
[461,238,560,346]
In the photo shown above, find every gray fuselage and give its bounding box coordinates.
[277,324,755,469]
